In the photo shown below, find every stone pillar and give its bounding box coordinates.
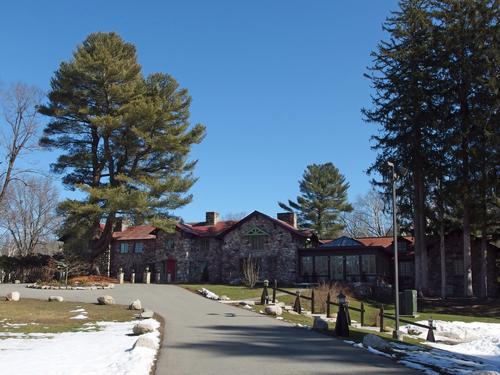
[143,267,151,284]
[118,268,124,284]
[131,270,135,284]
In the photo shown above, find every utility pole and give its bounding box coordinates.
[388,161,401,340]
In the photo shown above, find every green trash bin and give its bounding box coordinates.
[400,289,417,316]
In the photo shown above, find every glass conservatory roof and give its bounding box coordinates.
[321,236,365,248]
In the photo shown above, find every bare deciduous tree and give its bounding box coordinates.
[0,82,43,206]
[0,177,60,256]
[242,255,260,288]
[342,189,392,237]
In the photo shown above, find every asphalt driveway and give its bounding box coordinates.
[0,284,417,375]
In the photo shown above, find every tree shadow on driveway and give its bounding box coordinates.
[174,323,416,374]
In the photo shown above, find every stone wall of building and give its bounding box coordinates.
[110,239,157,282]
[220,214,306,284]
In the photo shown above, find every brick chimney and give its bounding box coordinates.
[205,211,220,226]
[277,212,297,228]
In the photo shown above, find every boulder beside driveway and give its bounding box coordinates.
[97,295,115,305]
[362,333,390,351]
[6,291,20,301]
[48,296,64,302]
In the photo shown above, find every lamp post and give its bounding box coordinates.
[335,292,349,337]
[388,161,401,340]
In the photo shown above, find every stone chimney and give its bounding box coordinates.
[114,217,123,233]
[205,211,220,226]
[277,212,297,228]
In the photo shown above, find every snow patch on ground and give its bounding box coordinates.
[198,288,219,300]
[402,320,500,368]
[0,318,160,375]
[70,313,88,320]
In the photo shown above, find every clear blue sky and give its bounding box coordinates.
[1,0,398,222]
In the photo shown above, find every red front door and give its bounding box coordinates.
[166,260,176,282]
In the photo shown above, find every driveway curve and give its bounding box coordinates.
[0,284,417,375]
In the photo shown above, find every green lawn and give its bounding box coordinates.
[0,298,137,335]
[181,283,500,333]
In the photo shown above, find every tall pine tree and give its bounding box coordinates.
[279,163,352,239]
[40,33,205,263]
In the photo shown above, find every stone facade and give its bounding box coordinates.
[109,211,310,284]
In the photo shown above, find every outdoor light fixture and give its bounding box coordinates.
[387,161,402,340]
[337,292,346,305]
[335,292,349,337]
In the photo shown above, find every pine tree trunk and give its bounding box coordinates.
[439,221,446,298]
[413,169,427,295]
[463,206,473,297]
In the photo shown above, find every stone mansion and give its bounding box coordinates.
[106,210,499,297]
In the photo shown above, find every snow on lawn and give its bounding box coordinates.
[0,318,160,375]
[343,320,500,374]
[402,320,500,368]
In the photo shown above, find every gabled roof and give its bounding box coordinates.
[215,210,311,238]
[113,225,157,241]
[176,221,237,237]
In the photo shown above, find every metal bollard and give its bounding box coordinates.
[261,280,269,305]
[272,279,277,303]
[118,267,124,284]
[131,270,135,284]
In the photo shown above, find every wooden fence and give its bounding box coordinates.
[262,280,436,342]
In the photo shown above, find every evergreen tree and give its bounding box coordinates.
[39,33,205,263]
[279,163,352,239]
[363,0,436,293]
[432,0,498,296]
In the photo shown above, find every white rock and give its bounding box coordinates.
[133,323,154,335]
[140,310,154,319]
[277,302,286,308]
[133,336,157,350]
[6,291,20,301]
[97,295,115,305]
[239,300,255,306]
[362,334,390,351]
[219,295,230,301]
[48,296,64,302]
[129,299,142,310]
[242,304,252,310]
[264,305,283,316]
[313,316,329,331]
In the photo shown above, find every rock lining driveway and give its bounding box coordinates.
[0,284,417,374]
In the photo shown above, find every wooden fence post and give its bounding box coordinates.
[272,279,277,304]
[379,305,384,333]
[311,289,315,314]
[293,290,302,314]
[360,302,365,327]
[326,292,331,318]
[426,318,436,342]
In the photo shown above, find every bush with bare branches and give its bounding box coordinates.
[242,255,260,288]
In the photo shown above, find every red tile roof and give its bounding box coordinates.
[113,225,157,241]
[177,221,238,237]
[356,236,414,248]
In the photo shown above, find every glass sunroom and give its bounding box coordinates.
[298,236,391,284]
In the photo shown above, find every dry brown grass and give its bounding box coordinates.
[0,298,136,334]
